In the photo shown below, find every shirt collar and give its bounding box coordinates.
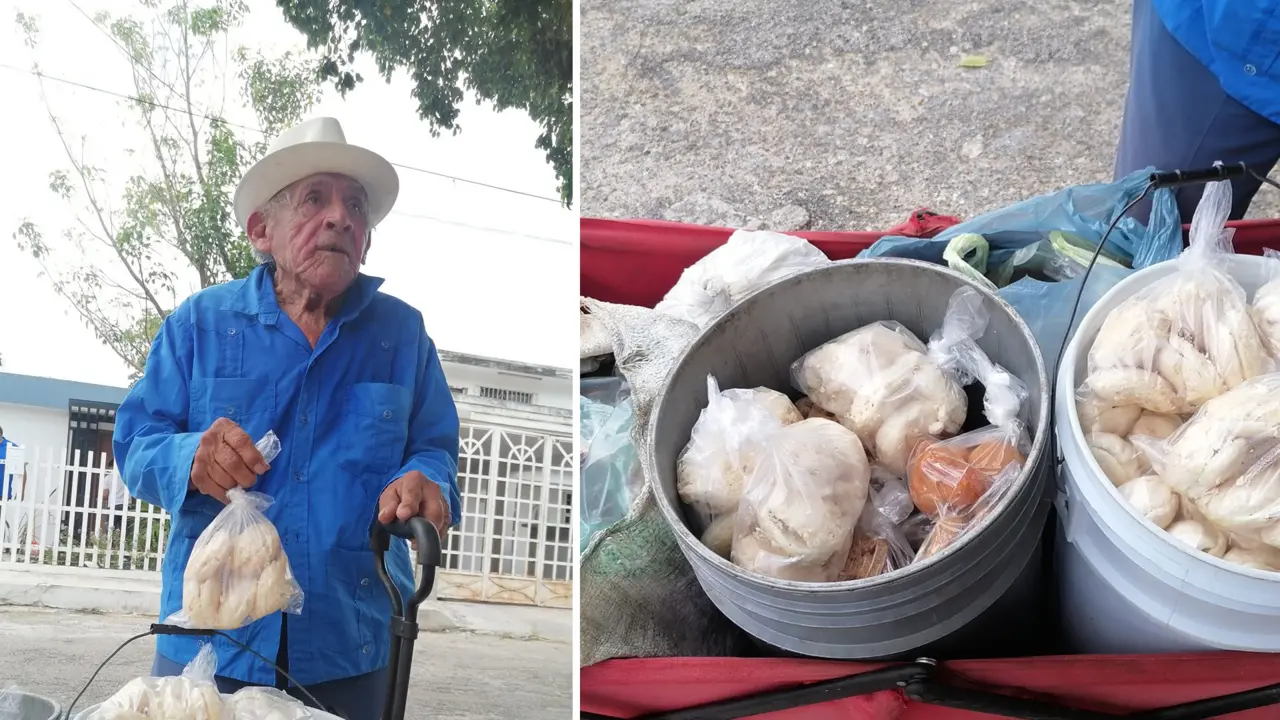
[222,264,386,325]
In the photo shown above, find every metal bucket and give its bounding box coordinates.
[1,692,60,720]
[646,258,1053,659]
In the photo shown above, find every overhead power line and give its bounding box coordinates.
[0,61,565,205]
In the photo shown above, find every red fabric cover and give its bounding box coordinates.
[579,215,1280,718]
[579,210,961,309]
[580,214,1280,309]
[581,654,1280,719]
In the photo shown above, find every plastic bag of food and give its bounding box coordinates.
[89,643,225,720]
[1222,534,1280,572]
[677,375,803,554]
[907,339,1029,521]
[838,470,916,579]
[914,462,1022,562]
[1081,180,1271,416]
[790,286,989,476]
[165,431,302,630]
[1133,373,1280,549]
[731,418,871,582]
[655,230,830,328]
[1252,248,1280,359]
[1117,475,1179,529]
[226,687,314,720]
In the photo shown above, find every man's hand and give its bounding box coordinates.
[190,417,269,503]
[377,471,449,542]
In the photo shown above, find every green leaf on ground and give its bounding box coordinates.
[959,54,990,68]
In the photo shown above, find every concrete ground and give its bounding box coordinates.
[580,0,1280,229]
[0,606,571,719]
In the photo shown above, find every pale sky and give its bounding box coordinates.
[0,0,576,387]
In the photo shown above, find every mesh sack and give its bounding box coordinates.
[579,298,751,667]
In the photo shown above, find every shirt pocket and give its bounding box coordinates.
[335,383,413,481]
[190,377,277,438]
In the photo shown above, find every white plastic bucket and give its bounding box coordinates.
[1055,253,1280,654]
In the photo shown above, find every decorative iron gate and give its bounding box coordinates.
[438,425,574,608]
[2,423,575,609]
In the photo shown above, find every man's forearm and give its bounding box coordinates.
[116,431,203,515]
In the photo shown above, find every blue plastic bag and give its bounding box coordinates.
[862,168,1183,373]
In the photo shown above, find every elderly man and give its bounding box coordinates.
[113,117,460,719]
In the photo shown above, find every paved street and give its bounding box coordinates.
[581,0,1280,228]
[0,606,571,719]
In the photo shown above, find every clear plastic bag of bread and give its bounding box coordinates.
[838,469,916,580]
[730,418,872,582]
[790,286,989,477]
[88,643,225,720]
[677,374,803,557]
[1131,372,1280,550]
[907,337,1030,526]
[914,462,1023,562]
[226,687,316,720]
[1080,179,1271,418]
[1252,248,1280,360]
[165,430,303,630]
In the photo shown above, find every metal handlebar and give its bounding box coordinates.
[370,516,442,720]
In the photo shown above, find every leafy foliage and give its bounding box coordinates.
[275,0,573,204]
[12,2,321,378]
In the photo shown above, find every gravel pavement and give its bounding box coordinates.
[0,606,571,719]
[580,0,1280,229]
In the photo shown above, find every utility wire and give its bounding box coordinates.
[0,62,573,245]
[391,210,573,245]
[0,61,565,205]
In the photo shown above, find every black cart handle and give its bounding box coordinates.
[370,516,441,615]
[373,516,443,568]
[370,516,442,720]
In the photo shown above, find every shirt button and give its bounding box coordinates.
[228,328,237,336]
[1245,64,1258,76]
[362,645,371,654]
[226,406,235,415]
[293,472,303,482]
[300,413,309,425]
[381,340,389,350]
[361,578,370,586]
[382,410,392,419]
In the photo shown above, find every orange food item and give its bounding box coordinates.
[908,442,989,518]
[968,439,1025,478]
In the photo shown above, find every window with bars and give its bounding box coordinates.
[479,387,534,404]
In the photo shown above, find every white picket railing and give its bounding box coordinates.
[0,423,574,608]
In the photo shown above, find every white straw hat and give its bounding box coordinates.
[233,117,399,230]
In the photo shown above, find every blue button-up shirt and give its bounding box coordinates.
[113,264,461,686]
[1154,0,1280,125]
[0,437,16,500]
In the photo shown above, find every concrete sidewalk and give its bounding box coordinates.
[0,565,571,644]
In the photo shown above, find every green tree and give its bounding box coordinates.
[12,1,321,378]
[274,0,572,205]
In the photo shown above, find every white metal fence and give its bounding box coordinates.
[0,423,574,608]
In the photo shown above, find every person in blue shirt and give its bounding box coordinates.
[0,426,17,501]
[1116,0,1280,223]
[112,117,461,720]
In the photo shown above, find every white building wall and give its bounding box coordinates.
[442,363,572,410]
[0,403,69,456]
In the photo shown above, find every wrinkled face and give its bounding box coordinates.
[247,173,371,297]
